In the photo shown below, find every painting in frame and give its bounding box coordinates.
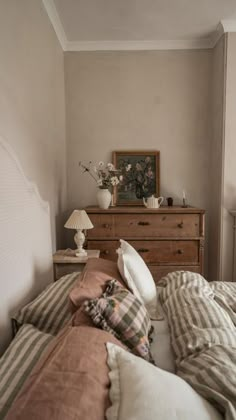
[112,151,160,206]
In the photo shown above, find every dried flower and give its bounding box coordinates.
[79,161,120,190]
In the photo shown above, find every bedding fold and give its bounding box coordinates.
[159,271,236,420]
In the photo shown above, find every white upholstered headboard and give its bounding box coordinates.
[0,136,53,354]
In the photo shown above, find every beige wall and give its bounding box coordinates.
[65,50,212,272]
[1,0,231,282]
[222,33,236,282]
[208,36,226,281]
[0,0,67,250]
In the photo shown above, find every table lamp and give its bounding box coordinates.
[64,209,94,256]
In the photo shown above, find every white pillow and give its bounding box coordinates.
[106,343,223,420]
[117,239,161,319]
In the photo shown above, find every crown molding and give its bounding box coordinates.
[42,2,236,52]
[221,19,236,33]
[66,38,213,52]
[210,22,224,47]
[210,20,236,47]
[42,0,67,50]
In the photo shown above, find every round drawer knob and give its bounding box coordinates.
[177,249,184,254]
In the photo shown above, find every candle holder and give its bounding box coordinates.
[182,198,187,208]
[167,197,173,207]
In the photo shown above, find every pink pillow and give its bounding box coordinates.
[6,325,126,420]
[69,258,126,311]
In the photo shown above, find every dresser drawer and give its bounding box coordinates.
[87,240,199,264]
[87,240,118,261]
[130,240,199,264]
[88,213,201,239]
[88,214,114,238]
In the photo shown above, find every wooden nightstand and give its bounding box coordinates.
[53,249,100,281]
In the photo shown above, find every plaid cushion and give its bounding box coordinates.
[83,279,153,362]
[12,272,80,336]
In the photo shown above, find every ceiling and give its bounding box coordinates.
[43,0,236,50]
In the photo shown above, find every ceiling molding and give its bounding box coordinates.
[209,20,236,48]
[42,2,236,52]
[210,22,224,47]
[66,38,213,52]
[42,0,67,50]
[221,19,236,33]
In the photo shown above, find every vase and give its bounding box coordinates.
[96,188,112,209]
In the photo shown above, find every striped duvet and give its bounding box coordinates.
[0,272,80,419]
[0,324,53,419]
[159,271,236,420]
[12,272,80,335]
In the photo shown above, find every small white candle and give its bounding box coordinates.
[183,190,186,200]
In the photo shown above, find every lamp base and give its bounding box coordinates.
[75,249,88,257]
[74,230,87,257]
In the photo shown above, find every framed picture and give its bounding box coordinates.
[112,150,160,206]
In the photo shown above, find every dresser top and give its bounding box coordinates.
[86,206,205,214]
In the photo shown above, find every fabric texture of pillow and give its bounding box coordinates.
[117,239,161,320]
[69,258,126,311]
[106,342,223,420]
[0,324,53,419]
[12,272,79,335]
[6,326,125,420]
[83,279,153,362]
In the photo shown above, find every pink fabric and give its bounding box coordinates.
[69,258,126,311]
[6,325,125,420]
[6,259,128,420]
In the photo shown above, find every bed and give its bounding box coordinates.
[0,257,235,420]
[0,136,235,420]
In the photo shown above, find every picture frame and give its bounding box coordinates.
[112,150,160,206]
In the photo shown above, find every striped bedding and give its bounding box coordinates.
[0,324,53,419]
[210,281,236,326]
[159,271,236,420]
[12,272,80,335]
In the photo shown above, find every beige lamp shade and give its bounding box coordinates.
[64,210,94,230]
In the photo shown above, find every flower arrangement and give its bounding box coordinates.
[79,161,121,190]
[118,156,155,199]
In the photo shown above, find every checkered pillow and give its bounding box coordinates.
[83,279,154,362]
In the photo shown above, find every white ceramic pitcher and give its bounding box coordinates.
[143,195,164,209]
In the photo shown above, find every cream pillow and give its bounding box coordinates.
[117,239,161,319]
[106,343,223,420]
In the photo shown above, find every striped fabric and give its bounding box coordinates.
[210,281,236,326]
[0,324,53,419]
[12,272,80,336]
[159,271,236,420]
[84,279,153,362]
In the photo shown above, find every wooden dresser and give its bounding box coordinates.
[86,206,205,283]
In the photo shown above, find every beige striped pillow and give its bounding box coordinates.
[12,272,80,335]
[0,324,53,419]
